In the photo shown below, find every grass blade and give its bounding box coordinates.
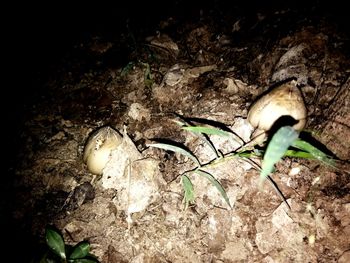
[172,119,187,127]
[182,126,231,137]
[182,126,221,158]
[283,149,315,158]
[260,126,299,186]
[148,143,201,167]
[292,139,335,167]
[182,125,243,157]
[182,175,195,210]
[183,125,243,145]
[194,169,231,208]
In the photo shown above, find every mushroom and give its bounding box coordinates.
[83,126,123,175]
[247,79,307,144]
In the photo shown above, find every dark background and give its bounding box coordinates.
[6,0,349,105]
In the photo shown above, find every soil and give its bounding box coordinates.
[4,1,350,262]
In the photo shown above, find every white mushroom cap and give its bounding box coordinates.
[83,126,122,175]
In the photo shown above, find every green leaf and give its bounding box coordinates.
[182,175,195,210]
[236,149,263,158]
[182,126,231,137]
[171,119,187,127]
[69,241,90,260]
[260,126,299,186]
[292,139,335,167]
[183,125,243,150]
[194,169,232,208]
[182,126,221,158]
[45,227,66,260]
[283,149,315,158]
[148,143,201,167]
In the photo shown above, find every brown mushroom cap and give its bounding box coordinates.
[247,80,307,132]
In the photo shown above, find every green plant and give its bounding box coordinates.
[148,118,335,210]
[259,126,335,185]
[120,61,154,89]
[39,226,99,263]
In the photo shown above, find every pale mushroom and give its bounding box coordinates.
[83,126,123,175]
[247,79,307,144]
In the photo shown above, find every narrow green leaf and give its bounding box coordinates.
[183,125,243,157]
[236,149,263,158]
[182,126,220,158]
[182,126,231,137]
[283,149,315,158]
[260,126,299,185]
[148,143,201,166]
[184,125,243,145]
[292,139,335,166]
[45,227,66,260]
[237,148,323,159]
[194,169,231,208]
[182,175,195,210]
[69,241,90,260]
[172,119,187,127]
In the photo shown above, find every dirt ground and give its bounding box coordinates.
[4,1,350,262]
